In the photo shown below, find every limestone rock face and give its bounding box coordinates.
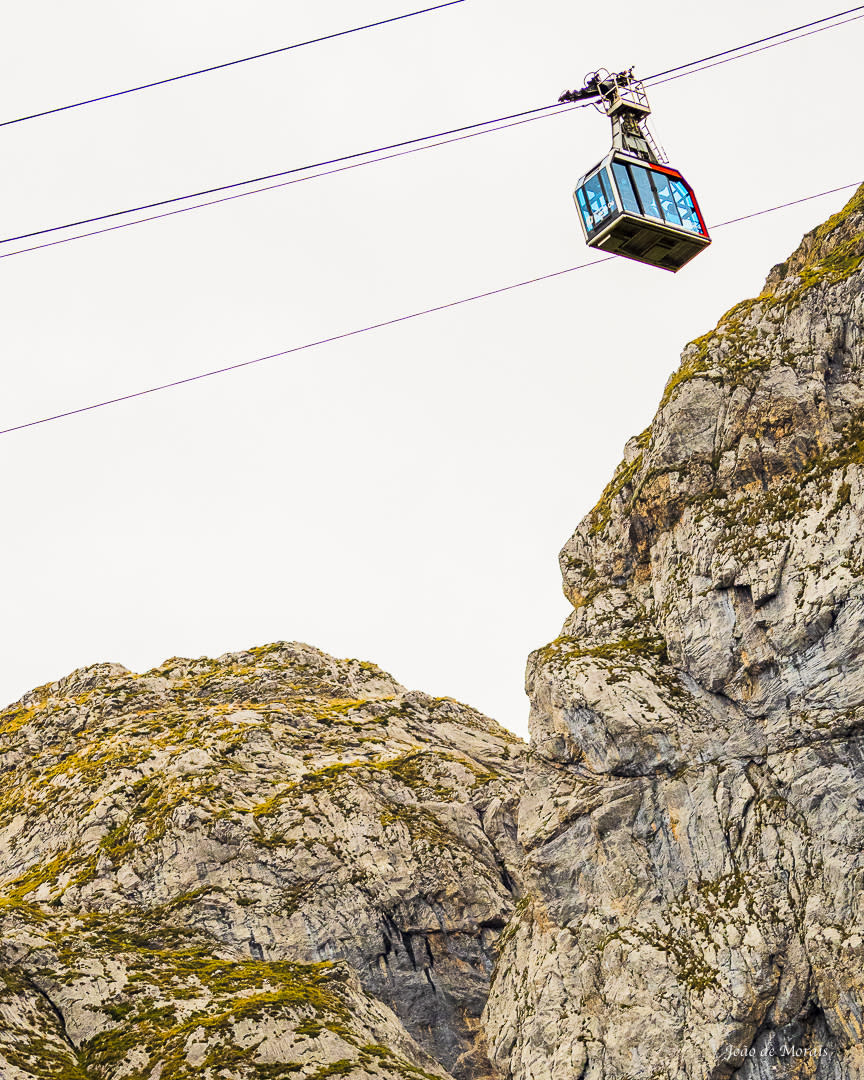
[6,188,864,1080]
[0,643,524,1079]
[483,186,864,1079]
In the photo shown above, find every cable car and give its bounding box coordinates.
[574,151,710,271]
[560,69,710,272]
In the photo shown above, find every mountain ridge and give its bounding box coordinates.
[0,642,523,1079]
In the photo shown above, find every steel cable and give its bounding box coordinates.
[0,6,860,254]
[0,180,859,438]
[0,2,467,130]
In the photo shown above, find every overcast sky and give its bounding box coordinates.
[0,0,860,735]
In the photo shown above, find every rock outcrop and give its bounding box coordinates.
[484,186,864,1079]
[0,644,524,1079]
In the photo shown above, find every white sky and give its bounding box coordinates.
[0,0,860,736]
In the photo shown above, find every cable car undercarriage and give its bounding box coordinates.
[560,69,710,272]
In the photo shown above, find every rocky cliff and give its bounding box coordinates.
[0,644,524,1079]
[483,185,864,1079]
[4,186,864,1080]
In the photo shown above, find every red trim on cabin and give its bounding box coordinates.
[682,184,710,238]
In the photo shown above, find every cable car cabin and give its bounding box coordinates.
[574,151,710,272]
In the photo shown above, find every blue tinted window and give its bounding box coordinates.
[578,170,615,232]
[651,171,682,227]
[631,165,661,219]
[598,168,615,207]
[670,179,704,234]
[575,187,592,231]
[612,162,640,215]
